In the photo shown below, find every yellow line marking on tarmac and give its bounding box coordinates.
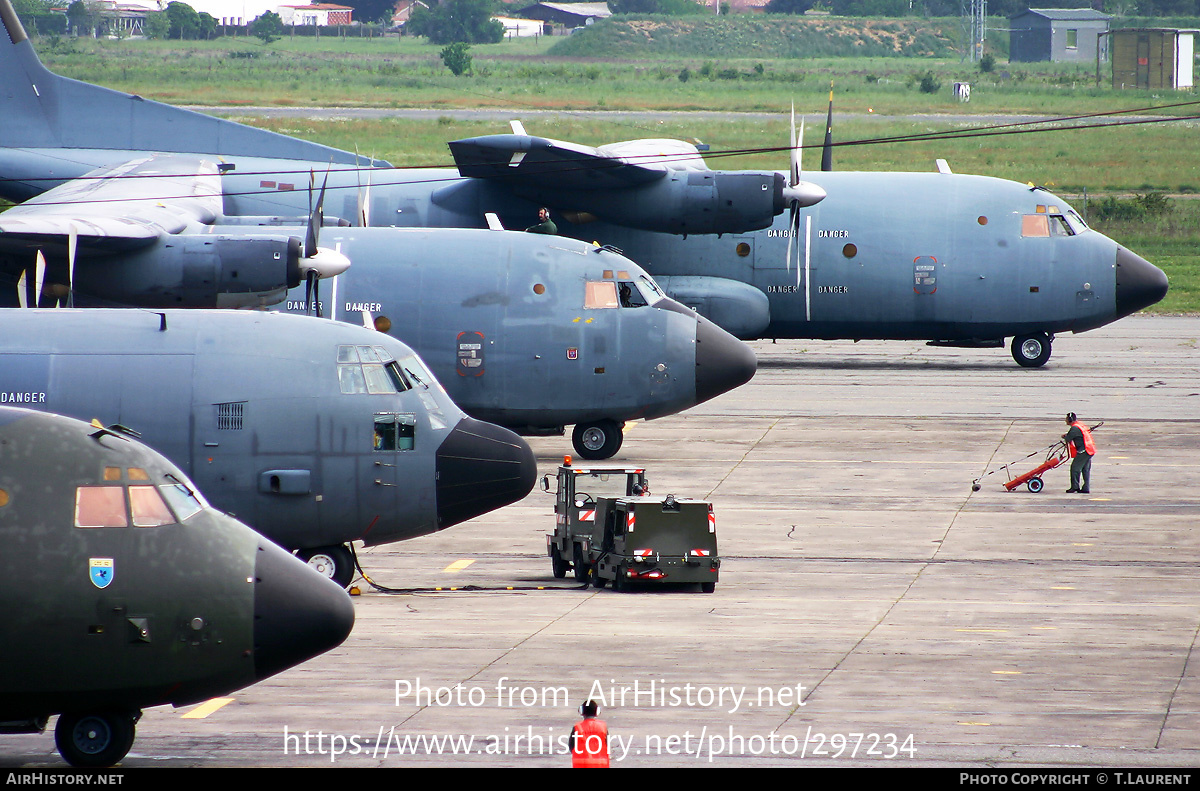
[1089,498,1112,501]
[1072,543,1094,547]
[1051,586,1076,590]
[959,722,992,727]
[443,559,475,572]
[992,670,1022,675]
[1110,456,1129,459]
[181,698,235,719]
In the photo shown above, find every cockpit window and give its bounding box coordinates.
[75,486,128,528]
[129,486,175,527]
[585,281,619,309]
[1021,215,1050,238]
[160,477,204,522]
[338,345,411,395]
[618,282,647,308]
[638,275,665,303]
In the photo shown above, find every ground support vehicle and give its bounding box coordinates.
[588,495,720,593]
[545,459,647,582]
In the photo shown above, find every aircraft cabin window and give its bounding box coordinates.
[1021,215,1050,238]
[1065,210,1089,234]
[638,276,665,304]
[584,281,619,309]
[129,486,176,527]
[338,364,368,394]
[374,413,416,451]
[75,486,128,528]
[1049,215,1075,237]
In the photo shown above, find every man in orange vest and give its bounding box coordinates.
[569,700,609,768]
[1063,412,1097,494]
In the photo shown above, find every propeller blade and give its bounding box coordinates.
[34,250,45,308]
[67,223,77,308]
[314,273,322,319]
[16,269,27,309]
[305,270,315,316]
[305,171,318,258]
[821,83,834,172]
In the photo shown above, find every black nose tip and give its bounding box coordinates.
[694,314,757,404]
[435,417,537,529]
[253,542,354,681]
[1115,247,1168,317]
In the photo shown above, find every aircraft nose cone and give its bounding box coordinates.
[252,541,354,681]
[435,417,537,528]
[695,314,758,404]
[1115,246,1168,317]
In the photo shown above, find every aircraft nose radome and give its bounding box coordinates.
[435,418,537,528]
[1115,247,1169,317]
[694,315,758,405]
[252,542,354,681]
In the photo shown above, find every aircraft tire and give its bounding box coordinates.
[1011,333,1052,368]
[572,420,623,460]
[551,551,568,579]
[573,547,590,583]
[55,711,137,769]
[701,582,717,593]
[298,544,356,589]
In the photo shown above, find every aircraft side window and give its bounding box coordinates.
[618,281,648,308]
[374,413,416,451]
[338,345,360,363]
[129,486,175,527]
[1021,215,1050,238]
[159,481,204,522]
[638,275,665,304]
[357,345,382,363]
[584,281,619,309]
[1066,210,1089,233]
[75,486,128,528]
[1049,215,1076,236]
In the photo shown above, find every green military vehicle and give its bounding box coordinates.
[545,458,648,582]
[587,495,720,592]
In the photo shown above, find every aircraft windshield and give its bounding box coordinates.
[338,345,412,395]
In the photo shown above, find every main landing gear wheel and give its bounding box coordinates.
[55,711,137,768]
[1027,477,1044,493]
[572,420,624,460]
[298,544,356,589]
[1011,333,1052,368]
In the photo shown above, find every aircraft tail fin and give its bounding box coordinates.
[0,0,369,165]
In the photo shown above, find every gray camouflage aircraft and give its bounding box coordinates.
[0,406,354,767]
[0,309,537,587]
[0,3,756,459]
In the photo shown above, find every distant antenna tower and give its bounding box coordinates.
[962,0,987,62]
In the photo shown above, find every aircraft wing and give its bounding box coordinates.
[448,134,710,191]
[0,154,223,255]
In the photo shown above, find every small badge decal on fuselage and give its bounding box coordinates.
[90,558,114,589]
[567,348,579,360]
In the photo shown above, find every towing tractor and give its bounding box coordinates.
[545,457,648,582]
[588,495,720,592]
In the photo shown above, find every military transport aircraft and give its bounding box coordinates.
[0,5,756,459]
[0,309,536,587]
[0,406,354,767]
[0,0,1165,368]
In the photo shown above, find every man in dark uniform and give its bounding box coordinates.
[1063,412,1096,494]
[526,207,557,235]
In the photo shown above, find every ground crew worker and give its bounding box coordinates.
[1063,412,1096,494]
[526,207,557,235]
[569,699,609,768]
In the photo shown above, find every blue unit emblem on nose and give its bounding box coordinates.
[89,558,114,589]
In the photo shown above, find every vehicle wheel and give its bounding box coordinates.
[551,551,567,579]
[1011,333,1052,368]
[297,544,356,589]
[573,547,589,583]
[572,420,623,460]
[1027,477,1044,493]
[55,712,137,769]
[592,574,606,589]
[611,571,625,592]
[701,582,716,593]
